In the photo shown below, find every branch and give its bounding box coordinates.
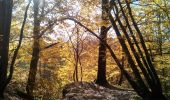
[41,42,59,50]
[64,17,139,91]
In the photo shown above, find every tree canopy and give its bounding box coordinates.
[0,0,169,99]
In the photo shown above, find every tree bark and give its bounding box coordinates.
[26,0,40,97]
[108,0,166,99]
[0,0,12,98]
[4,0,31,90]
[96,0,109,86]
[118,55,124,86]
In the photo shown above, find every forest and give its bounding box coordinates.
[0,0,170,100]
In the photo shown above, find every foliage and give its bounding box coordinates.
[1,0,169,99]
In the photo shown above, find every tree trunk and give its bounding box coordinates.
[26,39,40,96]
[107,0,166,99]
[4,0,31,91]
[26,0,40,97]
[96,0,109,86]
[118,55,125,86]
[0,0,12,98]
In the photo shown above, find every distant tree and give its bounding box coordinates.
[117,51,125,86]
[67,25,84,82]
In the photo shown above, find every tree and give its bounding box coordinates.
[0,0,13,98]
[26,0,41,97]
[96,0,110,86]
[67,25,84,82]
[139,0,170,96]
[107,0,166,99]
[4,0,31,90]
[65,0,166,99]
[26,0,59,97]
[1,0,168,99]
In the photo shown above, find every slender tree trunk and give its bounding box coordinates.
[75,29,79,82]
[0,0,12,98]
[125,1,166,99]
[4,0,31,90]
[96,0,109,86]
[157,13,168,95]
[71,26,83,82]
[126,0,162,91]
[118,55,124,86]
[26,0,40,97]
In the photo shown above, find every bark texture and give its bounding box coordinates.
[96,0,109,86]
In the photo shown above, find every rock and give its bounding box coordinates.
[62,82,136,100]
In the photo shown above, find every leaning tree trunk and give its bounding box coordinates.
[4,0,31,91]
[0,0,12,98]
[107,0,166,99]
[26,0,40,97]
[96,0,110,86]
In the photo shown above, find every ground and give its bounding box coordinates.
[62,82,138,100]
[2,81,139,100]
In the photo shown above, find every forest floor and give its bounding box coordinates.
[3,81,25,100]
[62,82,139,100]
[3,81,139,100]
